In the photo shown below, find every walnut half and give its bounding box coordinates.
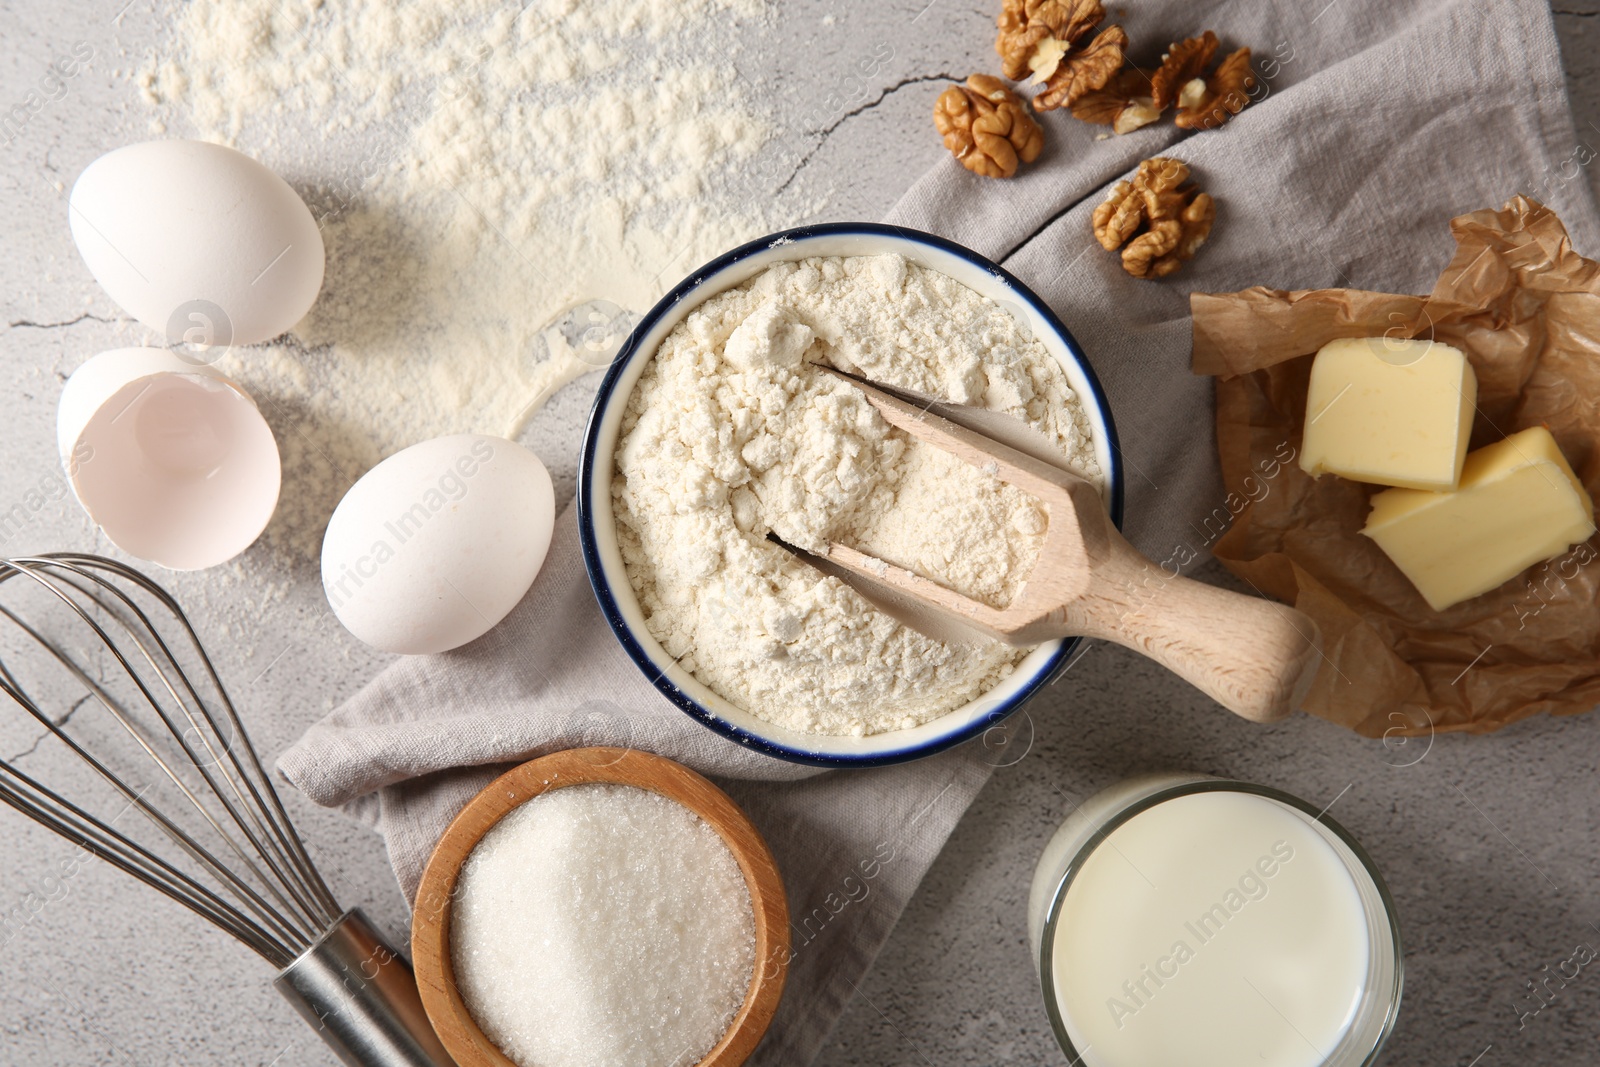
[1150,32,1218,111]
[1071,66,1161,135]
[1091,157,1216,279]
[995,0,1105,80]
[1122,193,1215,278]
[934,75,1044,179]
[1175,46,1256,129]
[1033,24,1128,112]
[1071,30,1256,137]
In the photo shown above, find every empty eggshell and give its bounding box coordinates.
[69,140,325,350]
[321,434,556,655]
[57,347,282,570]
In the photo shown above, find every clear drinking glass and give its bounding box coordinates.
[1028,774,1403,1067]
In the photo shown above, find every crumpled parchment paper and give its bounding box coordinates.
[1191,196,1600,737]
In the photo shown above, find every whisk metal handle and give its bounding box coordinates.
[274,910,457,1067]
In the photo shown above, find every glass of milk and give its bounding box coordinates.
[1028,775,1402,1067]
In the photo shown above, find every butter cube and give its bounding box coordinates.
[1300,337,1477,491]
[1363,426,1596,610]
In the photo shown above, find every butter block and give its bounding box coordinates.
[1363,426,1596,611]
[1300,337,1477,491]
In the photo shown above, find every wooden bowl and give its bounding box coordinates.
[410,747,789,1067]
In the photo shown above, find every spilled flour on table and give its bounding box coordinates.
[132,0,795,558]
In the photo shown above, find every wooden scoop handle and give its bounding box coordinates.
[808,368,1320,722]
[1066,530,1322,724]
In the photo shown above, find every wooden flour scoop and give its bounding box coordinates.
[795,367,1322,724]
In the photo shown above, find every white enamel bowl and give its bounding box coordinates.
[577,224,1123,767]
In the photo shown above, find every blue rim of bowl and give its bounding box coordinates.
[577,222,1125,768]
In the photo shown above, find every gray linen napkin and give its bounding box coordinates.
[279,0,1600,1062]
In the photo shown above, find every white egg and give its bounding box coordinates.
[322,435,556,655]
[69,140,324,350]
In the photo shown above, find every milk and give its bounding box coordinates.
[1030,778,1400,1067]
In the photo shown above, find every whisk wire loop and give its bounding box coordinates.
[0,553,459,1066]
[0,555,340,962]
[39,558,340,914]
[13,569,334,939]
[0,755,291,963]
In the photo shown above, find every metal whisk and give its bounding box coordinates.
[0,553,454,1067]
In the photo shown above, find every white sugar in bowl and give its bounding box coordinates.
[321,434,557,655]
[56,347,282,570]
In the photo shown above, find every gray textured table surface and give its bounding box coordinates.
[3,2,1600,1065]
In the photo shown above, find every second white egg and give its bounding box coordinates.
[322,434,556,655]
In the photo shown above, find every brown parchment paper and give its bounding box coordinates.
[1191,196,1600,737]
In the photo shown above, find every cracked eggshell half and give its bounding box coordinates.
[69,140,324,348]
[320,434,556,655]
[57,347,282,571]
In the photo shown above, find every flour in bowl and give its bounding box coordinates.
[613,253,1102,736]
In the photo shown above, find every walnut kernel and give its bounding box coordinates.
[996,0,1105,80]
[1033,24,1129,111]
[1090,157,1214,279]
[1175,47,1256,129]
[1123,193,1214,278]
[1092,156,1185,249]
[1150,32,1218,111]
[1071,66,1160,134]
[934,75,1044,179]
